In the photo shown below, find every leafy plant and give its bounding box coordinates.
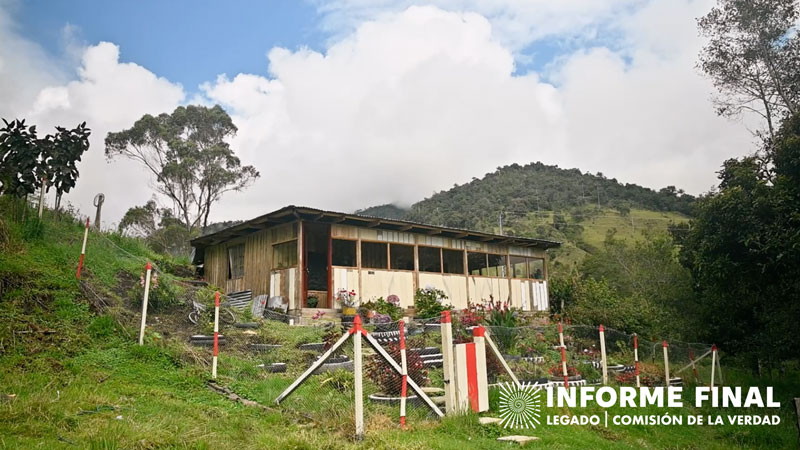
[413,287,450,319]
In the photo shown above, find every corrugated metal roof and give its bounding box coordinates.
[190,205,561,250]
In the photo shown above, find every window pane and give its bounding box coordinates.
[487,254,507,277]
[332,239,356,266]
[418,246,441,273]
[510,256,529,278]
[467,252,487,276]
[530,258,545,279]
[361,242,388,269]
[228,244,245,279]
[390,244,414,270]
[442,249,464,274]
[273,240,297,270]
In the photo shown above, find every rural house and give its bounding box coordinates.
[190,205,560,315]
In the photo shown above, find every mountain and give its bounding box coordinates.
[357,162,693,273]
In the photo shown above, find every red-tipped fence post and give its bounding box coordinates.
[76,218,90,279]
[138,262,152,345]
[599,324,608,385]
[353,315,364,439]
[558,322,568,387]
[399,319,408,427]
[662,341,670,387]
[633,334,640,388]
[212,291,220,379]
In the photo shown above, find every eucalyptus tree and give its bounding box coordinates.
[105,105,259,231]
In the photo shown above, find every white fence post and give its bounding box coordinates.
[662,341,670,386]
[399,319,408,427]
[76,218,89,279]
[710,344,717,388]
[138,262,152,345]
[633,334,640,388]
[353,315,364,439]
[599,324,608,385]
[212,291,220,379]
[559,322,569,387]
[441,310,456,415]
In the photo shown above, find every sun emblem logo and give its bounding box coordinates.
[498,382,542,429]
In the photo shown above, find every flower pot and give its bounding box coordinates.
[342,306,357,316]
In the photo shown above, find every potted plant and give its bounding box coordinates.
[336,289,358,316]
[306,295,319,308]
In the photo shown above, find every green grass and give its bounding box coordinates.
[1,207,797,449]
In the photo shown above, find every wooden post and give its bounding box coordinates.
[662,341,670,386]
[599,324,608,385]
[212,291,220,379]
[138,262,152,345]
[353,315,364,439]
[471,326,490,411]
[275,331,351,404]
[710,345,717,388]
[633,334,640,388]
[399,320,408,427]
[716,350,724,385]
[76,218,89,279]
[441,310,456,414]
[37,177,46,219]
[559,322,568,387]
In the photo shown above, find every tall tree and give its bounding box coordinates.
[42,122,91,210]
[105,105,259,230]
[698,0,800,137]
[680,112,800,369]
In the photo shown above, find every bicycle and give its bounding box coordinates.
[188,299,237,325]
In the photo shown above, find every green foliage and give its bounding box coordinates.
[679,112,800,366]
[359,296,403,321]
[567,278,661,338]
[413,287,450,319]
[21,217,44,241]
[360,162,695,230]
[118,200,198,256]
[105,105,259,230]
[579,231,694,338]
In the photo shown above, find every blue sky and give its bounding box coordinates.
[0,0,755,226]
[15,0,327,92]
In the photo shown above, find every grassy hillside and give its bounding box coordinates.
[1,207,796,449]
[358,163,693,276]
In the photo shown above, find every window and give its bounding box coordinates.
[468,252,488,276]
[390,244,414,270]
[487,254,507,277]
[418,246,441,272]
[332,239,356,267]
[273,240,298,269]
[442,249,464,274]
[510,255,529,278]
[530,258,545,279]
[227,244,245,279]
[361,242,388,269]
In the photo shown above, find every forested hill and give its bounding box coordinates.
[357,162,694,231]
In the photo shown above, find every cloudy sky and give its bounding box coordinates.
[1,0,756,228]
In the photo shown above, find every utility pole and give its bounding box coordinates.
[498,211,504,235]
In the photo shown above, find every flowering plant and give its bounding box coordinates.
[336,288,358,308]
[312,310,326,320]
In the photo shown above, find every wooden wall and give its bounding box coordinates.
[202,222,298,301]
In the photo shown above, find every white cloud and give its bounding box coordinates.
[202,6,564,219]
[1,0,757,228]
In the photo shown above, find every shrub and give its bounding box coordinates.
[366,338,428,395]
[413,287,450,319]
[132,271,179,312]
[482,297,519,352]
